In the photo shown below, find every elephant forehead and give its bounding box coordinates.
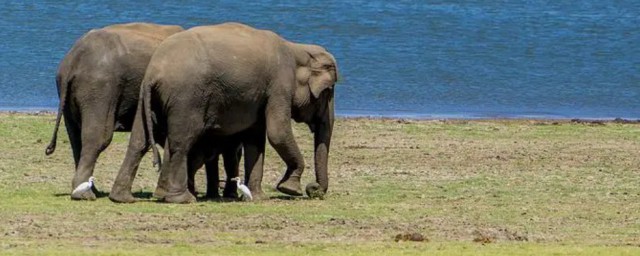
[311,53,336,67]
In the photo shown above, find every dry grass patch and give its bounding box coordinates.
[0,113,639,254]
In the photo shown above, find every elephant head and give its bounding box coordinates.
[290,43,339,195]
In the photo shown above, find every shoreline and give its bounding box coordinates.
[2,109,639,123]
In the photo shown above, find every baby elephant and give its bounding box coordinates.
[188,135,244,200]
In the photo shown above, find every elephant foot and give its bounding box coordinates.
[188,188,197,197]
[251,190,268,201]
[108,191,137,203]
[277,179,303,196]
[222,187,238,199]
[153,186,168,199]
[71,190,97,201]
[305,182,325,199]
[163,191,197,204]
[203,192,220,200]
[223,192,239,199]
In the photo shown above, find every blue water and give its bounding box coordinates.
[1,1,638,119]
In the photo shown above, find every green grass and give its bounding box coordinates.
[1,113,639,255]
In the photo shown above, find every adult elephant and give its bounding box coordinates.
[45,23,184,200]
[109,22,338,204]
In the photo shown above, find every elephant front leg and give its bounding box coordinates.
[265,107,305,196]
[275,154,305,196]
[187,151,208,198]
[204,155,221,199]
[221,149,240,199]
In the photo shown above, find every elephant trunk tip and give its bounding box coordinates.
[45,143,56,155]
[153,160,161,171]
[305,182,326,199]
[150,142,162,171]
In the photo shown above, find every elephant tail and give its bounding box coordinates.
[45,75,73,155]
[142,81,161,170]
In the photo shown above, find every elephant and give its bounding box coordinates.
[44,22,185,200]
[188,134,243,199]
[108,22,338,204]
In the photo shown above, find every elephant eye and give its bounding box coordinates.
[310,69,323,75]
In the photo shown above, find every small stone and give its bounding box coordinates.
[409,232,426,242]
[394,232,427,242]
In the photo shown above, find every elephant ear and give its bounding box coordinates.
[306,49,338,99]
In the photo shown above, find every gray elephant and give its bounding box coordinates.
[45,22,185,200]
[109,22,338,204]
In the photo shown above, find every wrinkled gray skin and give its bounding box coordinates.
[44,23,186,200]
[109,22,338,204]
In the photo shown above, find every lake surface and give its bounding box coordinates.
[1,1,638,119]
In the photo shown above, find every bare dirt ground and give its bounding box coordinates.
[0,112,639,254]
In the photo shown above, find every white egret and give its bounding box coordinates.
[72,176,95,197]
[231,177,252,201]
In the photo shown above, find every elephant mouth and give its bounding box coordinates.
[291,109,305,123]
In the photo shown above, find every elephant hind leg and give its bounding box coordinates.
[62,113,82,168]
[109,103,151,203]
[156,146,197,204]
[154,114,202,204]
[71,105,117,200]
[243,122,268,200]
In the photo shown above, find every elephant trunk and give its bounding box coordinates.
[312,94,334,193]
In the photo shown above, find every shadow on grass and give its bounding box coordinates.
[52,191,320,203]
[270,195,315,201]
[53,190,153,202]
[53,190,110,198]
[54,185,112,197]
[132,191,153,199]
[196,196,240,203]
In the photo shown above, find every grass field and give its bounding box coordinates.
[0,112,639,255]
